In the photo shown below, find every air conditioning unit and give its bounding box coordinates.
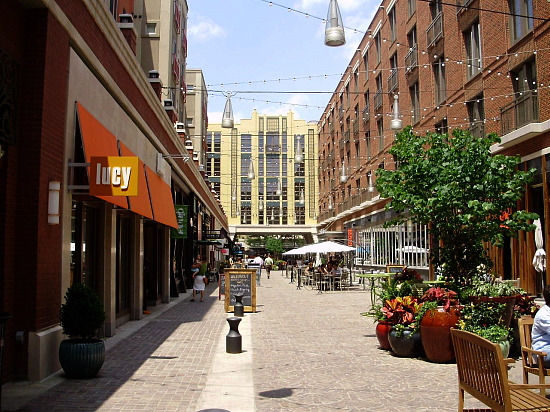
[163,99,174,109]
[354,257,363,266]
[175,122,185,130]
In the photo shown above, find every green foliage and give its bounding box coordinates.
[461,276,521,300]
[458,301,511,343]
[265,237,284,255]
[376,127,537,285]
[514,293,539,318]
[60,283,106,340]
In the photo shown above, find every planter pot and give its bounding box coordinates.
[375,322,392,350]
[59,338,105,379]
[388,327,423,357]
[498,338,511,358]
[510,317,522,357]
[420,306,459,363]
[469,295,517,328]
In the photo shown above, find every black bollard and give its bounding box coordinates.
[234,294,244,317]
[226,317,242,353]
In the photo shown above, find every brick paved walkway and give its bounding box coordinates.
[3,270,525,411]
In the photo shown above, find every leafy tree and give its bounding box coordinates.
[265,237,284,257]
[375,127,537,286]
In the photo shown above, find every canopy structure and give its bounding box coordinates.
[283,241,354,255]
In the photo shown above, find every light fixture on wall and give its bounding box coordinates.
[248,158,255,180]
[221,92,235,129]
[48,181,61,225]
[325,0,346,46]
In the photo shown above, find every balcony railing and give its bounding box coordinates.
[362,105,370,123]
[500,90,539,135]
[405,44,418,73]
[374,89,383,111]
[426,12,443,48]
[387,69,398,93]
[469,121,485,138]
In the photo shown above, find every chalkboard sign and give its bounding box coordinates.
[218,274,226,300]
[224,269,256,313]
[386,264,406,274]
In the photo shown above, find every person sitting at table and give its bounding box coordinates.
[532,285,550,366]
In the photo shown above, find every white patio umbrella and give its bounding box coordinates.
[282,245,308,255]
[532,218,546,272]
[298,241,355,254]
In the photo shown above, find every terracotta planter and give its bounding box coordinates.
[469,295,517,328]
[420,306,459,363]
[375,321,392,350]
[388,327,423,357]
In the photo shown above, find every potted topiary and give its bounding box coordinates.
[59,282,106,379]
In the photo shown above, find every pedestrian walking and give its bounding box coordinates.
[191,256,208,302]
[265,255,274,279]
[248,252,264,286]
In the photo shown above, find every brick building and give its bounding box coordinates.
[317,0,550,289]
[0,0,226,383]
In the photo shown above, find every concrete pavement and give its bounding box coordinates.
[2,270,525,411]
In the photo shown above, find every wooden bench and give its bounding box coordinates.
[451,328,550,411]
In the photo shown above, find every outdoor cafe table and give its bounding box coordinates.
[356,273,392,305]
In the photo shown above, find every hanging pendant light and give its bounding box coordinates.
[276,178,282,196]
[258,197,264,211]
[328,197,333,210]
[368,173,375,192]
[222,94,234,128]
[390,94,403,131]
[295,138,303,163]
[340,159,347,183]
[248,159,255,180]
[271,209,275,221]
[300,189,305,204]
[325,0,346,47]
[232,187,237,201]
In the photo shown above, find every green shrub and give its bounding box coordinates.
[60,283,106,340]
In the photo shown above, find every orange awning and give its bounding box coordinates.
[76,103,128,210]
[145,165,178,229]
[118,142,153,220]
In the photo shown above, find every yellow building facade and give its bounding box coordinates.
[208,110,318,242]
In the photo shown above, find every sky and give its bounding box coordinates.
[186,0,379,124]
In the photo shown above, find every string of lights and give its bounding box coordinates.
[206,48,549,88]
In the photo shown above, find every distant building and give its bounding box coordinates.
[208,110,318,243]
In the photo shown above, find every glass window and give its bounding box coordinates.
[389,8,397,42]
[375,33,382,64]
[213,158,221,177]
[509,0,533,42]
[377,119,384,152]
[464,22,482,80]
[468,95,485,138]
[408,0,416,17]
[364,50,369,82]
[266,156,279,176]
[241,180,251,201]
[241,156,252,176]
[213,132,221,152]
[241,134,251,153]
[410,82,420,124]
[433,55,446,104]
[266,132,279,153]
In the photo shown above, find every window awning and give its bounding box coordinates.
[76,102,128,210]
[145,165,178,229]
[118,142,153,220]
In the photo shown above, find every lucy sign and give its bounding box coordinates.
[90,156,138,196]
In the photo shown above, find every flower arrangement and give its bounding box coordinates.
[421,287,459,311]
[394,268,422,283]
[514,293,539,318]
[457,301,511,344]
[461,273,521,299]
[380,296,420,337]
